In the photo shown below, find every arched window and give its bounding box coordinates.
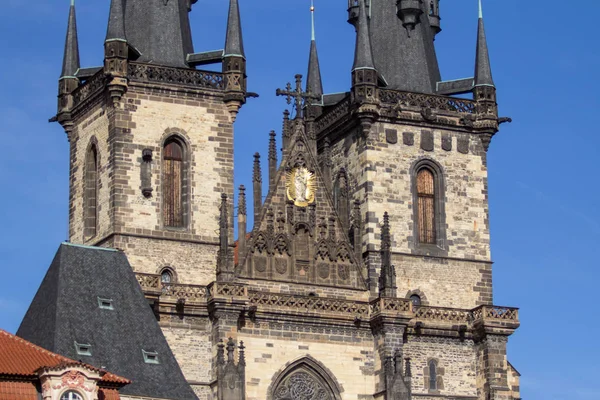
[417,168,436,244]
[61,391,83,400]
[163,138,185,228]
[84,144,98,239]
[269,357,342,400]
[160,269,173,284]
[428,360,437,390]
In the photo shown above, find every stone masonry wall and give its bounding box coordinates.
[404,336,478,398]
[238,329,375,400]
[328,122,493,308]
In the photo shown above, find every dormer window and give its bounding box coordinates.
[98,297,114,310]
[143,349,159,364]
[74,341,92,356]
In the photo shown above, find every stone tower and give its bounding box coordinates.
[56,0,246,286]
[49,1,521,400]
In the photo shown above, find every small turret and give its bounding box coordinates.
[347,0,370,27]
[57,0,80,132]
[352,0,379,138]
[397,0,423,32]
[428,0,442,37]
[223,0,247,122]
[104,0,129,106]
[473,0,498,127]
[268,131,277,190]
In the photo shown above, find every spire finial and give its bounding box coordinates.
[60,0,80,79]
[479,0,483,19]
[106,0,126,42]
[311,0,316,41]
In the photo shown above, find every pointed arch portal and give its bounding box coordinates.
[269,357,342,400]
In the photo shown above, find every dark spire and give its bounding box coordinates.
[474,0,495,88]
[60,0,80,79]
[105,0,126,42]
[362,0,441,92]
[122,0,194,67]
[306,1,323,99]
[224,0,245,58]
[352,0,375,72]
[237,185,247,269]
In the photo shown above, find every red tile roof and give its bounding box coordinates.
[0,329,129,384]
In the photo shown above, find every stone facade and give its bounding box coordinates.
[54,1,520,399]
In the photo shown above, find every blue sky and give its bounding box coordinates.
[1,1,599,399]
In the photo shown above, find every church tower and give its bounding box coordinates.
[46,1,521,399]
[55,0,246,286]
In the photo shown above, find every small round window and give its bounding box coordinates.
[61,391,83,400]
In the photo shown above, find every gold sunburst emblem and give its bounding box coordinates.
[286,167,316,207]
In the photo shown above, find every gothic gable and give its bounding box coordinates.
[240,123,366,290]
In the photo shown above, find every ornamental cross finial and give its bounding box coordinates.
[276,74,320,118]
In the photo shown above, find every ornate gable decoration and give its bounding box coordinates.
[240,76,366,290]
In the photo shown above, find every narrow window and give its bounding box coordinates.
[163,139,184,227]
[429,360,437,390]
[84,145,98,238]
[417,168,436,244]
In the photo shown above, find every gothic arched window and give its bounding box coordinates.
[84,144,98,239]
[163,138,185,228]
[417,168,436,244]
[428,360,438,390]
[269,357,342,400]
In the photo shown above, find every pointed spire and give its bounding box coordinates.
[60,0,80,79]
[379,212,396,297]
[105,0,126,42]
[224,0,245,58]
[306,1,324,100]
[217,193,233,281]
[253,153,263,228]
[474,0,494,87]
[268,131,277,189]
[352,0,375,71]
[237,185,247,270]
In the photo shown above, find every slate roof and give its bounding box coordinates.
[224,0,245,58]
[121,0,195,67]
[17,243,198,400]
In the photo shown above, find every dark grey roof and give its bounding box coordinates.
[368,0,441,93]
[224,0,245,58]
[122,0,194,67]
[474,7,494,88]
[17,243,198,400]
[105,0,126,42]
[352,0,375,71]
[60,1,80,79]
[306,40,323,98]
